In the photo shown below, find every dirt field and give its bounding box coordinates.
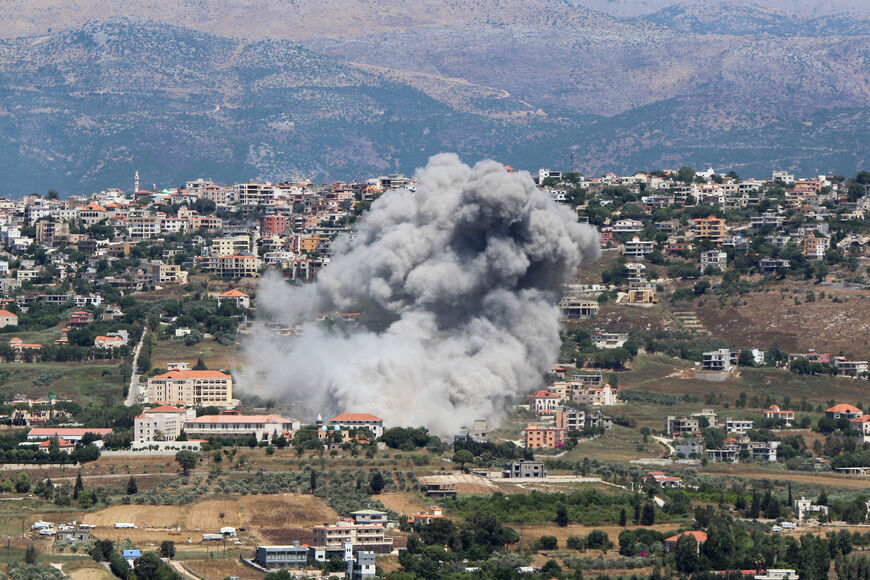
[60,493,338,548]
[62,562,113,580]
[696,284,870,358]
[181,558,263,580]
[378,492,430,516]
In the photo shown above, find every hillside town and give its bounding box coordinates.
[2,164,870,580]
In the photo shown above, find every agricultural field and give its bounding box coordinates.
[0,360,124,403]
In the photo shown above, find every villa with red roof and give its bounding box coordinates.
[27,427,113,448]
[217,289,250,309]
[328,413,384,438]
[145,369,234,407]
[184,410,297,443]
[665,531,708,553]
[763,405,795,426]
[826,404,863,420]
[408,507,445,530]
[0,309,17,328]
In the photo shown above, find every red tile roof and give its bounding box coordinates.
[28,427,112,437]
[153,370,231,379]
[827,404,861,413]
[146,405,187,414]
[666,531,708,543]
[186,414,291,424]
[219,289,249,297]
[330,413,383,422]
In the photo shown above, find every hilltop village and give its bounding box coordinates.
[2,165,870,580]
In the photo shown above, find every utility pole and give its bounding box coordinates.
[570,151,575,176]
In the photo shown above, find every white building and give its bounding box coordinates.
[134,405,196,445]
[328,413,384,438]
[145,369,234,406]
[183,410,297,443]
[700,250,727,271]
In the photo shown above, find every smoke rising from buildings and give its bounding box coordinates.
[243,153,600,434]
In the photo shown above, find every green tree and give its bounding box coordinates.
[159,540,176,559]
[369,471,386,494]
[674,534,699,573]
[193,356,208,370]
[555,505,569,527]
[174,450,199,476]
[452,449,474,470]
[73,472,83,499]
[641,502,655,525]
[126,476,138,495]
[24,545,37,564]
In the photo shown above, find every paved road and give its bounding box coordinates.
[125,333,146,406]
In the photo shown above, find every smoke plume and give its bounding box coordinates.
[243,154,600,434]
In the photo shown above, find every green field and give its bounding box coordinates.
[0,361,125,404]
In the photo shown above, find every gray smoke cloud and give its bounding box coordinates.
[242,153,600,434]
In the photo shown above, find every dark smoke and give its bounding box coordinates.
[243,153,600,433]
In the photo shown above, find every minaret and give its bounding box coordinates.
[134,170,140,194]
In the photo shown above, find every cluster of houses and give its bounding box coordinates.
[520,372,617,449]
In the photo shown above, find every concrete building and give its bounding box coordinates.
[826,404,863,420]
[794,496,829,522]
[183,410,297,443]
[700,250,727,271]
[693,215,726,244]
[622,236,655,258]
[559,297,599,320]
[702,349,733,371]
[0,309,18,328]
[527,390,560,414]
[217,289,250,309]
[134,405,196,445]
[665,416,700,436]
[328,413,384,438]
[502,460,547,479]
[523,426,567,449]
[254,543,309,569]
[724,418,754,434]
[833,358,869,377]
[763,405,795,425]
[145,369,234,407]
[311,519,393,555]
[554,407,585,432]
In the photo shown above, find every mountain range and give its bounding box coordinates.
[0,1,868,193]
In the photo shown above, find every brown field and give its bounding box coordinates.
[696,284,870,358]
[62,562,114,580]
[181,558,263,580]
[50,494,338,549]
[377,492,429,516]
[151,337,243,372]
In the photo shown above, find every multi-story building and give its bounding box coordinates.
[665,416,700,436]
[700,250,727,271]
[849,415,870,443]
[558,297,598,320]
[554,407,585,431]
[149,262,188,285]
[802,235,830,260]
[312,519,393,554]
[523,425,567,449]
[693,215,726,244]
[622,237,655,258]
[255,543,309,569]
[328,413,384,438]
[527,390,560,414]
[183,410,297,442]
[0,309,18,328]
[197,253,261,278]
[211,235,252,256]
[134,405,196,444]
[833,358,869,377]
[502,460,547,478]
[261,214,289,236]
[145,369,234,406]
[702,349,732,371]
